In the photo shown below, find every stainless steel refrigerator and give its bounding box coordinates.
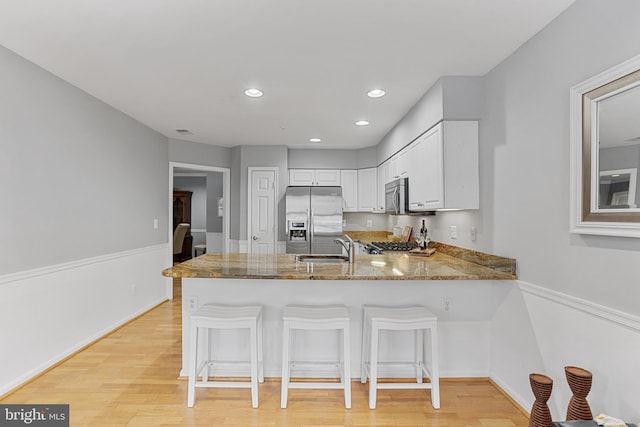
[285,186,343,254]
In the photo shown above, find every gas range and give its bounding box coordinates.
[365,241,418,254]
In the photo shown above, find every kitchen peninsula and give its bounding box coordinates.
[163,242,516,379]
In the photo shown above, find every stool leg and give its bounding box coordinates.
[430,326,440,409]
[415,329,423,384]
[360,308,369,384]
[343,325,352,409]
[202,328,210,383]
[368,323,379,409]
[250,324,259,408]
[258,312,264,383]
[187,323,199,407]
[280,321,291,409]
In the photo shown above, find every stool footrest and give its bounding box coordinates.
[376,382,434,390]
[287,382,347,389]
[195,381,252,389]
[289,361,342,368]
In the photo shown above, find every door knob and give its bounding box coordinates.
[252,235,258,240]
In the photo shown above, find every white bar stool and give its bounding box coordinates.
[360,305,440,410]
[281,304,351,409]
[187,304,263,408]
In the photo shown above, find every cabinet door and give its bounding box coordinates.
[315,169,341,186]
[376,164,386,211]
[289,169,315,186]
[340,170,358,211]
[397,150,409,178]
[357,168,376,211]
[415,124,444,210]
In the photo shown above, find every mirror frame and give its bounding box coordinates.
[570,53,640,238]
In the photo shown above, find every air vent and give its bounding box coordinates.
[175,129,193,135]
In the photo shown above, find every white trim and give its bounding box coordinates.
[247,167,279,254]
[518,280,640,332]
[0,244,168,286]
[570,53,640,237]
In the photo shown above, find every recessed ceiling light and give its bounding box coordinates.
[355,120,370,126]
[367,89,386,98]
[309,138,322,143]
[175,129,193,135]
[244,88,264,98]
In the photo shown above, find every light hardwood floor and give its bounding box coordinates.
[1,280,530,426]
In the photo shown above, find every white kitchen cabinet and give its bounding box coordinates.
[289,169,341,186]
[375,161,392,212]
[408,121,478,211]
[340,169,358,211]
[357,168,376,211]
[390,150,409,180]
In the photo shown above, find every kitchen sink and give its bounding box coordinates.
[295,254,349,263]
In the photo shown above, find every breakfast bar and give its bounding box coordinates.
[163,242,517,379]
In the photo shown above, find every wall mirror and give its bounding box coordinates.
[571,54,640,237]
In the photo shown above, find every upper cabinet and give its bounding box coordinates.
[289,169,341,186]
[375,163,390,212]
[408,121,478,211]
[389,150,409,180]
[340,170,358,212]
[357,168,377,211]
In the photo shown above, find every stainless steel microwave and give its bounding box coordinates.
[385,178,409,215]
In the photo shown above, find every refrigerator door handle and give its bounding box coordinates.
[308,209,312,247]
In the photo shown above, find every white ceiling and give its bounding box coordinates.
[0,0,575,149]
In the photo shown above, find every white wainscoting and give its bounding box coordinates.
[490,280,640,421]
[0,245,171,395]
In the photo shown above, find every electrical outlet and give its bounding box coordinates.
[367,220,373,228]
[471,227,477,242]
[450,225,457,239]
[187,296,198,312]
[443,297,453,312]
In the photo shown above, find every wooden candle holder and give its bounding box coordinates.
[529,373,554,427]
[565,366,593,421]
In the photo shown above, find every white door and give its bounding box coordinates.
[248,168,277,254]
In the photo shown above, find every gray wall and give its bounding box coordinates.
[0,44,168,275]
[168,138,231,168]
[474,0,640,312]
[288,146,378,169]
[206,172,224,233]
[377,76,483,164]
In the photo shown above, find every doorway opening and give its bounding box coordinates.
[169,162,230,298]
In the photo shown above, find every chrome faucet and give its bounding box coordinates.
[334,234,355,264]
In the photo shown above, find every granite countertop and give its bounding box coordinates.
[162,241,517,281]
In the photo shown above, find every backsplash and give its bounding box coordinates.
[343,212,388,231]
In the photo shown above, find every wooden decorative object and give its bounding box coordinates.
[565,366,593,421]
[529,373,554,427]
